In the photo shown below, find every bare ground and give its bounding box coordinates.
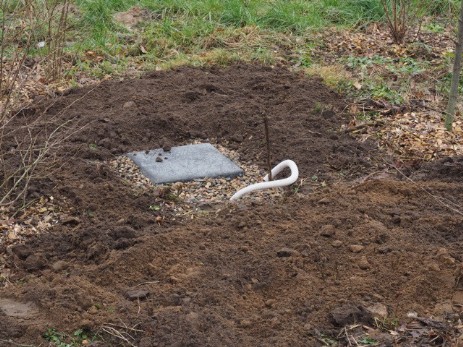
[1,64,463,346]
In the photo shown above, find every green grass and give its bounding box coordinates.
[65,0,390,79]
[2,0,459,104]
[68,0,460,66]
[76,0,386,40]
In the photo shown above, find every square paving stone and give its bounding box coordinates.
[127,143,243,184]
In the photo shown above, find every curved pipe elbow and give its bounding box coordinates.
[230,160,299,201]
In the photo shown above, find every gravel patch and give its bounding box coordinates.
[109,142,289,217]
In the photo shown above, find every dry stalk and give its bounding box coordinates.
[262,113,272,181]
[100,326,137,347]
[0,339,36,347]
[105,321,144,332]
[100,321,144,347]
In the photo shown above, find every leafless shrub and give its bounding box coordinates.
[380,0,412,44]
[44,0,71,81]
[0,0,72,206]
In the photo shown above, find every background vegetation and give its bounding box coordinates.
[0,0,461,204]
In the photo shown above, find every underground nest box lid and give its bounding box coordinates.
[126,143,243,184]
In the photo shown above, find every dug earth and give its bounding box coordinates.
[1,64,463,346]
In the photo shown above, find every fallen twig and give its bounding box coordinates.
[343,121,385,133]
[100,325,137,347]
[0,339,38,347]
[135,281,160,287]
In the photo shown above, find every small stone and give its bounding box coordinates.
[265,299,277,308]
[123,101,136,108]
[51,260,69,272]
[319,225,336,237]
[88,306,98,314]
[349,245,365,253]
[318,197,331,204]
[125,289,150,301]
[155,156,163,162]
[60,216,81,226]
[331,240,343,248]
[427,262,440,271]
[436,247,456,265]
[237,221,246,229]
[231,134,244,143]
[238,319,252,328]
[366,303,388,318]
[277,248,297,257]
[443,255,456,265]
[358,256,370,270]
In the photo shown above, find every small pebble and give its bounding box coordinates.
[265,299,277,308]
[320,225,336,237]
[123,101,136,108]
[277,247,297,257]
[318,198,331,204]
[51,260,69,272]
[239,319,253,328]
[349,245,364,253]
[358,256,370,270]
[125,289,150,301]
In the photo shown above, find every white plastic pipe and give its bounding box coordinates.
[230,160,299,201]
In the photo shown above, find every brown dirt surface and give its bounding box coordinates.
[1,63,463,346]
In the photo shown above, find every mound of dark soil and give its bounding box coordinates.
[1,64,462,346]
[4,63,378,225]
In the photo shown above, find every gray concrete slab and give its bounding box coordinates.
[127,143,243,184]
